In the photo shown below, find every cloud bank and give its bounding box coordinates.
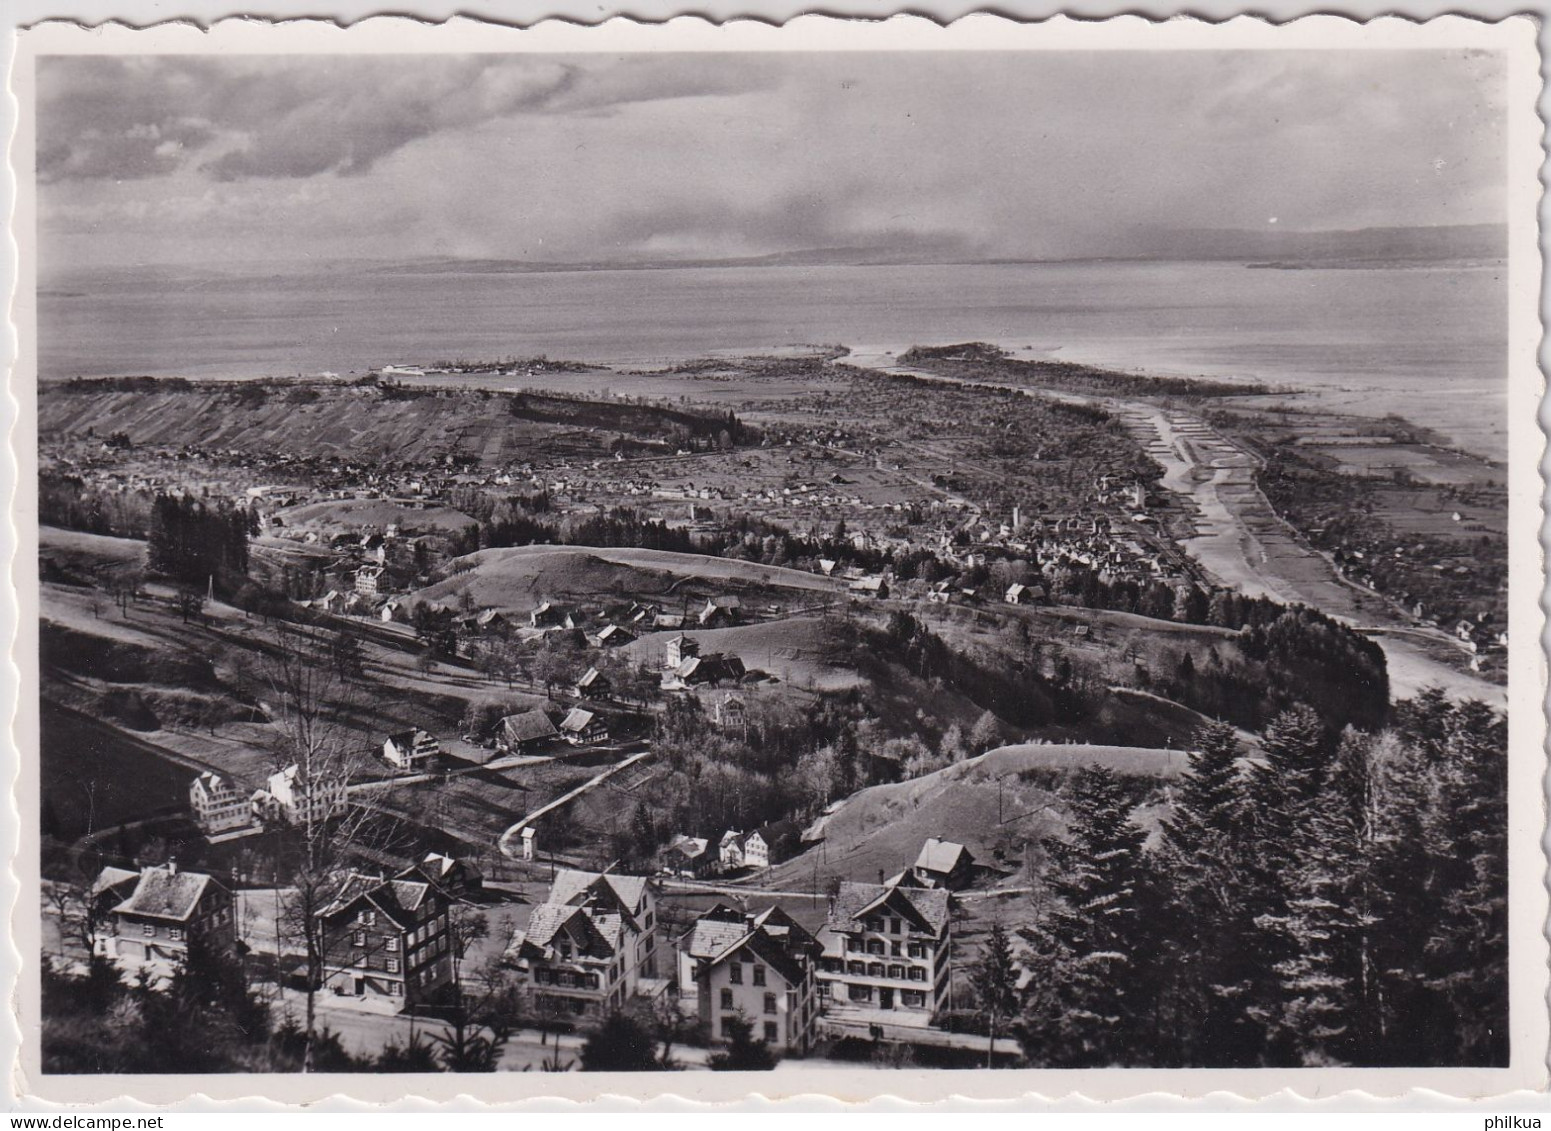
[36,50,1506,269]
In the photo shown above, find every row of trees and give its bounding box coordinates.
[146,493,253,590]
[1001,692,1506,1067]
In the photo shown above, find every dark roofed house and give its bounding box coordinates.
[498,709,559,753]
[530,601,567,629]
[314,871,454,1010]
[678,902,822,1053]
[697,596,743,627]
[664,652,746,691]
[474,609,509,633]
[590,624,636,649]
[662,834,713,878]
[400,851,483,899]
[382,728,440,773]
[96,863,236,980]
[909,837,976,891]
[502,868,659,1021]
[573,667,611,700]
[559,707,610,745]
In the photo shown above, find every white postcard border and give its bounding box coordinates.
[4,11,1546,1108]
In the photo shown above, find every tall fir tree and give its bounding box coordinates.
[1156,719,1259,1065]
[1018,766,1153,1067]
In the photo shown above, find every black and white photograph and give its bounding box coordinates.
[10,13,1545,1102]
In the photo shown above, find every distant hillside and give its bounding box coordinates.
[1119,223,1506,265]
[38,381,750,463]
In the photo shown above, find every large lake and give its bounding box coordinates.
[38,259,1507,461]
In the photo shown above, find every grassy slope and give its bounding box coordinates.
[40,525,147,564]
[274,499,475,533]
[420,545,843,610]
[768,742,1184,892]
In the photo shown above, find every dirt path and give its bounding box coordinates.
[496,750,654,858]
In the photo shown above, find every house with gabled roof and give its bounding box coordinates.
[906,837,977,891]
[473,608,508,633]
[94,863,237,980]
[662,653,746,692]
[679,902,822,1053]
[818,881,954,1018]
[572,666,611,700]
[664,633,698,670]
[251,762,348,827]
[314,870,454,1009]
[355,564,385,596]
[712,691,749,732]
[589,624,635,649]
[529,600,567,629]
[401,851,483,899]
[189,771,252,836]
[662,834,713,878]
[498,708,559,753]
[697,595,743,627]
[559,706,609,745]
[382,728,440,773]
[501,868,658,1021]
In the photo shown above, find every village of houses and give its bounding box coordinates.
[36,366,1506,1072]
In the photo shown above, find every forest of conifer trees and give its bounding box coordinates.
[1014,691,1508,1068]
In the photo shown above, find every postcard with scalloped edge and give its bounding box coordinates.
[7,12,1546,1107]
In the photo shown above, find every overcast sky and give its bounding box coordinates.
[37,50,1506,270]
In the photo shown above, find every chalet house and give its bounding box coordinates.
[309,589,344,613]
[403,851,482,899]
[88,869,143,959]
[315,870,454,1010]
[698,596,743,627]
[559,707,610,745]
[905,837,976,891]
[664,653,746,691]
[662,834,713,878]
[752,820,798,868]
[473,609,508,634]
[573,667,611,700]
[382,728,440,773]
[379,599,406,623]
[848,576,889,599]
[817,881,953,1017]
[502,869,658,1021]
[189,771,252,836]
[530,601,568,629]
[251,763,348,826]
[1004,583,1046,606]
[719,829,749,870]
[712,692,748,731]
[623,602,660,626]
[355,565,384,596]
[719,821,796,871]
[664,633,699,670]
[94,863,237,980]
[498,709,559,753]
[589,624,636,649]
[679,903,822,1053]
